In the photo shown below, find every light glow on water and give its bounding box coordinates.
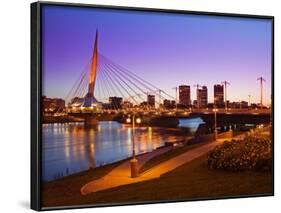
[42,119,202,181]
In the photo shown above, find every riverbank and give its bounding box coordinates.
[43,115,84,123]
[42,134,208,206]
[42,150,272,208]
[43,114,181,128]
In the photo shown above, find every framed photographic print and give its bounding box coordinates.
[31,1,274,211]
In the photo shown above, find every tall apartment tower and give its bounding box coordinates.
[179,85,191,107]
[197,86,208,108]
[147,94,155,108]
[214,84,224,108]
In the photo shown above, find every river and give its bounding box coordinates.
[42,118,204,181]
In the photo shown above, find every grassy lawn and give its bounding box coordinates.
[42,152,272,208]
[42,159,126,207]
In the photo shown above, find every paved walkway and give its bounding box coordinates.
[81,132,247,195]
[81,146,172,195]
[81,139,226,195]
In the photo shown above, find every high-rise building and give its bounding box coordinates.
[197,86,208,108]
[179,85,191,107]
[147,94,155,108]
[122,101,133,109]
[109,96,123,109]
[163,99,176,109]
[214,84,224,107]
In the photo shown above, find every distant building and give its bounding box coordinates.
[139,101,148,108]
[207,103,214,109]
[214,84,224,108]
[200,86,208,108]
[250,103,258,109]
[163,99,176,109]
[109,96,123,109]
[147,94,155,108]
[179,85,191,107]
[69,96,102,112]
[193,100,198,107]
[42,96,65,114]
[197,86,208,108]
[122,101,133,109]
[229,101,248,109]
[241,101,248,108]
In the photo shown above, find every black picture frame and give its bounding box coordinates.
[31,1,274,211]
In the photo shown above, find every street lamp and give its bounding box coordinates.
[126,117,131,123]
[213,108,218,141]
[136,117,141,124]
[126,113,141,178]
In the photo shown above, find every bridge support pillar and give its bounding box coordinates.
[85,116,98,127]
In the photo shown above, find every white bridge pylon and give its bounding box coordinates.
[69,30,101,112]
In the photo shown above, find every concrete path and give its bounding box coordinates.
[81,146,172,195]
[81,139,224,195]
[139,141,220,179]
[80,132,248,195]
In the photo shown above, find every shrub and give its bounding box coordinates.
[207,136,272,171]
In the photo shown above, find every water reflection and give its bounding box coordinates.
[42,119,202,181]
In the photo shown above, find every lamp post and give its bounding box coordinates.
[126,113,141,178]
[248,95,251,110]
[172,87,178,111]
[213,108,218,141]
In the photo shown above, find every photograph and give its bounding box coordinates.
[36,3,273,210]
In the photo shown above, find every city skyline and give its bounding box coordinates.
[43,82,268,110]
[42,5,272,105]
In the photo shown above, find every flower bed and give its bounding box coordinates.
[207,136,272,171]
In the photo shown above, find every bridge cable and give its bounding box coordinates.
[100,59,144,104]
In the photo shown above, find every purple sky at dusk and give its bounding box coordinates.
[42,5,272,105]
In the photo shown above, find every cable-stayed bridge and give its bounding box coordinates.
[64,30,175,115]
[54,30,270,127]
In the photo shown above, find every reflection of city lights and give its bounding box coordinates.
[148,127,153,148]
[89,129,95,137]
[126,128,132,143]
[64,138,70,161]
